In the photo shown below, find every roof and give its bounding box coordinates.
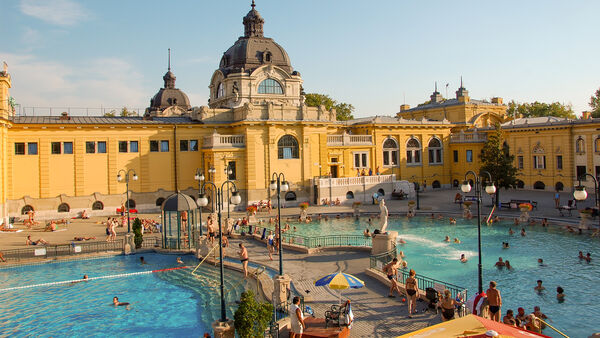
[345,115,452,125]
[10,116,200,125]
[161,192,197,212]
[402,98,504,112]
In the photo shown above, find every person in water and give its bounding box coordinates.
[556,286,565,302]
[113,296,129,307]
[460,254,468,263]
[444,235,450,242]
[494,257,505,268]
[509,228,515,235]
[504,260,512,270]
[176,257,184,264]
[534,280,545,292]
[538,258,546,267]
[502,242,510,249]
[453,237,461,244]
[140,256,147,265]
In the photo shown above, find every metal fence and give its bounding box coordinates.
[140,236,162,249]
[0,240,124,262]
[240,225,371,249]
[369,250,468,301]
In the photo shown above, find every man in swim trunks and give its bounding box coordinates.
[494,257,505,268]
[207,216,215,244]
[383,258,401,297]
[238,243,249,277]
[26,235,48,246]
[503,309,517,326]
[486,281,502,322]
[515,307,527,327]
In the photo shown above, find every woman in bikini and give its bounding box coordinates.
[405,269,419,318]
[439,289,459,321]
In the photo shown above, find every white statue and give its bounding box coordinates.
[379,198,388,233]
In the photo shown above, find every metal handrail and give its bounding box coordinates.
[0,240,124,262]
[239,225,371,249]
[191,244,220,275]
[538,318,569,338]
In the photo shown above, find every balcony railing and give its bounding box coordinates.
[203,134,245,148]
[327,134,373,146]
[450,132,487,143]
[317,174,395,188]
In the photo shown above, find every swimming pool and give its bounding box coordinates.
[272,215,598,337]
[0,253,251,337]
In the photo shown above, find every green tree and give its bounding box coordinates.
[304,93,355,120]
[506,100,575,119]
[120,107,137,117]
[480,124,519,207]
[104,110,117,117]
[132,218,143,249]
[234,290,273,338]
[589,88,600,118]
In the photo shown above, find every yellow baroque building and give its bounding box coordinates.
[1,4,599,221]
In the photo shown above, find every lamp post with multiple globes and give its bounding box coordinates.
[117,169,138,233]
[269,172,289,275]
[573,173,600,230]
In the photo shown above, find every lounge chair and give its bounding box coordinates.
[557,200,576,216]
[324,301,351,328]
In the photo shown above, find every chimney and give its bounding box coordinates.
[59,112,71,120]
[491,97,503,104]
[400,104,410,111]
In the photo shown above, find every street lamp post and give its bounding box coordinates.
[197,180,242,323]
[270,173,289,275]
[194,168,205,236]
[117,169,138,233]
[224,164,234,219]
[414,182,420,210]
[574,173,600,230]
[461,170,495,294]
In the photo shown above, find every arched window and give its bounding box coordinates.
[284,191,297,201]
[382,138,398,167]
[92,201,104,210]
[58,203,70,213]
[533,144,546,169]
[258,78,283,94]
[377,188,385,197]
[346,191,354,199]
[555,182,564,191]
[517,180,525,189]
[264,52,272,62]
[576,137,585,154]
[452,179,459,187]
[278,135,299,159]
[533,181,545,190]
[156,197,165,206]
[126,199,136,208]
[595,137,600,153]
[216,83,225,98]
[21,205,34,215]
[432,180,441,189]
[428,137,443,164]
[406,138,421,165]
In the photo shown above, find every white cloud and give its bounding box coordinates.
[20,0,89,26]
[1,52,148,112]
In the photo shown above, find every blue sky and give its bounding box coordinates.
[2,0,599,117]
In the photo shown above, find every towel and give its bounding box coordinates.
[261,228,267,240]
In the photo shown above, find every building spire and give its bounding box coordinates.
[251,0,255,9]
[435,81,438,93]
[243,0,264,38]
[460,76,463,88]
[168,48,171,71]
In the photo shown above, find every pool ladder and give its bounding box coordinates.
[538,318,569,338]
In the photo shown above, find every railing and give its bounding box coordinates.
[450,132,487,143]
[318,174,395,188]
[16,107,145,117]
[140,236,162,249]
[240,226,371,249]
[327,134,373,146]
[0,240,124,262]
[202,134,245,148]
[369,246,397,269]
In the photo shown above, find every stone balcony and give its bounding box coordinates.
[317,174,395,188]
[202,132,245,148]
[327,133,373,146]
[450,132,487,143]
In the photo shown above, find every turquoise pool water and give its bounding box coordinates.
[0,253,251,337]
[275,215,598,338]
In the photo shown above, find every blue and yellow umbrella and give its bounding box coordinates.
[314,272,365,290]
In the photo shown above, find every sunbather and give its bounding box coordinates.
[26,235,48,246]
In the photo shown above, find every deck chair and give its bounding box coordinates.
[325,301,351,328]
[558,200,575,216]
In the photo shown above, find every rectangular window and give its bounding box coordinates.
[517,156,524,169]
[453,150,458,163]
[51,142,61,154]
[15,142,25,155]
[150,140,159,152]
[63,142,73,154]
[354,154,360,168]
[28,143,38,155]
[391,151,398,166]
[160,140,169,152]
[596,166,600,180]
[119,141,128,153]
[533,155,546,169]
[86,141,96,154]
[179,140,189,152]
[190,139,198,151]
[227,161,236,180]
[283,147,293,159]
[466,150,473,163]
[97,141,106,153]
[577,165,587,180]
[361,153,367,167]
[130,141,138,153]
[556,155,563,170]
[353,152,368,168]
[406,150,412,164]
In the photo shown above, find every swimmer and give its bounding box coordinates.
[453,238,461,244]
[556,286,565,302]
[363,228,371,237]
[113,296,130,307]
[504,260,512,270]
[585,252,592,262]
[176,257,184,264]
[509,228,515,235]
[521,228,526,236]
[541,218,548,227]
[140,256,147,265]
[534,279,545,292]
[537,258,546,267]
[430,213,435,219]
[514,218,520,226]
[437,214,444,220]
[72,274,89,284]
[502,242,509,249]
[398,250,405,258]
[444,235,450,242]
[493,216,501,223]
[460,254,467,263]
[398,238,406,244]
[293,226,297,232]
[494,257,505,268]
[528,219,536,226]
[578,251,585,259]
[449,218,456,225]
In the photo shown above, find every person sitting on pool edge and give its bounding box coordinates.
[494,257,505,268]
[503,309,517,326]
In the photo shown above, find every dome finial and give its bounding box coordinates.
[168,48,171,71]
[251,0,255,9]
[243,1,264,38]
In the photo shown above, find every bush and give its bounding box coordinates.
[132,218,143,249]
[234,290,273,337]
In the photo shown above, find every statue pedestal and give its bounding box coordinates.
[196,237,213,259]
[371,231,398,255]
[273,274,292,306]
[519,209,530,223]
[212,319,235,338]
[124,233,135,254]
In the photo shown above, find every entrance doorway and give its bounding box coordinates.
[330,165,338,178]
